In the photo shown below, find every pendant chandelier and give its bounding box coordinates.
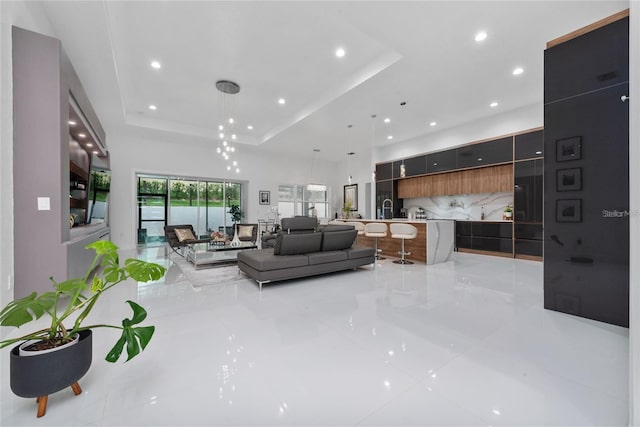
[307,149,327,192]
[215,80,240,174]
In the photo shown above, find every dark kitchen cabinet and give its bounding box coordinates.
[455,221,513,256]
[456,137,513,169]
[515,130,544,160]
[426,149,457,173]
[375,162,392,181]
[543,15,629,327]
[514,159,543,223]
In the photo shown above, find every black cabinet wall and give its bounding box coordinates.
[543,15,629,327]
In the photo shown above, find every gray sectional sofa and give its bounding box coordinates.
[238,218,375,289]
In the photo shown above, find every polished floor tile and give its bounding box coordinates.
[0,250,629,426]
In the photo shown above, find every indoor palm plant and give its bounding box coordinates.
[0,240,166,416]
[228,204,243,246]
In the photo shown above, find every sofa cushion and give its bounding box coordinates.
[343,246,376,260]
[238,225,254,239]
[318,224,355,233]
[307,250,348,265]
[281,216,318,233]
[321,229,357,251]
[237,249,309,271]
[174,228,196,242]
[274,232,322,255]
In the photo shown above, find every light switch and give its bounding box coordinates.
[37,197,50,211]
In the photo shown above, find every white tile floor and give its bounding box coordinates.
[1,249,629,426]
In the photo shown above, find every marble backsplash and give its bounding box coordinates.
[405,192,513,221]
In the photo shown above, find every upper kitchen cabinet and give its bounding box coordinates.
[545,11,629,103]
[515,130,544,160]
[395,155,427,178]
[375,162,393,181]
[455,137,513,169]
[426,149,457,173]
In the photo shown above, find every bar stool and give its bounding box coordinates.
[345,221,365,236]
[364,222,387,260]
[390,223,418,264]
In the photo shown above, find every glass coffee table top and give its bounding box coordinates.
[186,241,257,269]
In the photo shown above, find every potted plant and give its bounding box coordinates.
[342,200,353,219]
[0,240,166,417]
[228,204,243,246]
[503,205,514,220]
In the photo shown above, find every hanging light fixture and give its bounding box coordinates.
[347,152,355,184]
[370,114,377,181]
[216,80,241,173]
[307,149,327,192]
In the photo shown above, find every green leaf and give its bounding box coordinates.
[105,301,155,363]
[55,278,89,296]
[105,326,155,363]
[124,259,166,282]
[105,335,126,362]
[0,292,57,327]
[86,240,119,256]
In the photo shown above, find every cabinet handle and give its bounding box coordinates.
[621,95,630,102]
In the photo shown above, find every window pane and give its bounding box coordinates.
[138,177,167,194]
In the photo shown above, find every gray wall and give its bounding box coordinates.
[12,26,67,299]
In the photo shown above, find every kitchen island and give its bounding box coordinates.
[355,219,454,264]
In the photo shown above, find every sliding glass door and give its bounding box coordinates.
[136,174,243,246]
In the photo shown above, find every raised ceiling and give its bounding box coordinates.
[39,1,628,162]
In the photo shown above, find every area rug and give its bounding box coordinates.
[168,254,252,288]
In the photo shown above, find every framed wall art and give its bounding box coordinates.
[259,190,270,205]
[557,167,582,191]
[343,184,358,211]
[556,136,582,162]
[556,199,582,222]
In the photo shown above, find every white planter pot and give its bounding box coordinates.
[19,334,79,357]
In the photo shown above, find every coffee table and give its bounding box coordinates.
[186,241,257,269]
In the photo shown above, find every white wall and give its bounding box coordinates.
[107,126,340,250]
[0,1,56,313]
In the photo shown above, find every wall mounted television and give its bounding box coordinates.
[87,167,111,225]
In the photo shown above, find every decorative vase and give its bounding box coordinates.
[230,224,241,247]
[10,330,92,417]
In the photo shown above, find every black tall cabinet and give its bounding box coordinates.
[543,15,629,327]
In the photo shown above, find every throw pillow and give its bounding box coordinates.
[238,225,254,240]
[174,228,196,242]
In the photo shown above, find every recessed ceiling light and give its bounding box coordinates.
[148,105,157,110]
[227,165,231,171]
[236,168,240,174]
[230,146,236,152]
[92,150,99,154]
[218,125,224,131]
[335,47,346,58]
[86,143,93,147]
[278,98,286,105]
[513,67,524,75]
[233,161,237,166]
[150,60,161,69]
[78,133,86,138]
[247,125,253,130]
[68,120,76,126]
[219,133,225,139]
[231,134,236,140]
[430,122,437,127]
[433,162,438,166]
[475,31,487,42]
[535,150,542,155]
[477,158,483,161]
[490,101,499,108]
[387,135,393,140]
[228,118,234,124]
[384,118,391,123]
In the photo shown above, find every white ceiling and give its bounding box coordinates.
[38,1,628,162]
